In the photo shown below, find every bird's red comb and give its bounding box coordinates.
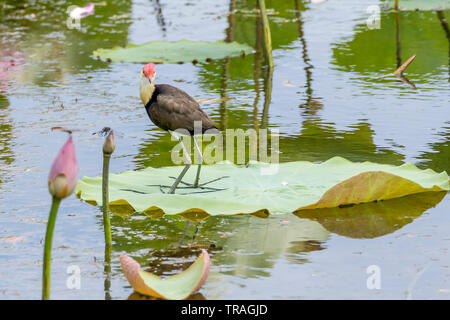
[143,63,155,78]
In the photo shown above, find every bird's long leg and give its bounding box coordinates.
[192,223,199,241]
[178,221,199,245]
[178,221,191,245]
[168,137,192,194]
[193,136,203,188]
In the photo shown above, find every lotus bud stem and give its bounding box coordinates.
[102,130,115,246]
[43,136,78,300]
[42,197,61,300]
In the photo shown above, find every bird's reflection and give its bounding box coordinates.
[143,244,220,276]
[436,10,450,81]
[294,191,447,239]
[285,240,326,264]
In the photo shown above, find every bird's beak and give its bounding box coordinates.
[150,72,155,83]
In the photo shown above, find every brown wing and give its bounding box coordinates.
[147,84,217,135]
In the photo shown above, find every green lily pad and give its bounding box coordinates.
[75,157,449,219]
[120,249,210,300]
[92,40,254,63]
[387,0,450,10]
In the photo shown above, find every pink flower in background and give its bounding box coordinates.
[48,136,79,199]
[69,3,95,19]
[0,49,25,92]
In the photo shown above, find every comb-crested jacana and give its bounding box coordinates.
[139,62,219,194]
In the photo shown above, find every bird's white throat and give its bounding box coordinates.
[140,74,155,105]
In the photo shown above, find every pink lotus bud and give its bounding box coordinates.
[48,136,79,199]
[103,130,115,155]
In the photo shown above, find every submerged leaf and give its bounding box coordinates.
[295,191,447,239]
[76,157,449,218]
[93,40,253,63]
[387,0,450,10]
[120,249,210,300]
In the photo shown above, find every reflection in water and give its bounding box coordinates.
[226,0,236,43]
[395,11,402,70]
[294,0,323,120]
[258,0,274,129]
[234,0,302,49]
[282,2,406,164]
[0,44,25,92]
[332,10,448,75]
[294,0,324,131]
[294,192,447,239]
[219,58,231,131]
[128,291,206,300]
[394,10,415,89]
[143,244,220,276]
[285,240,325,264]
[284,2,403,164]
[150,0,167,37]
[294,0,315,112]
[111,213,328,284]
[219,61,231,132]
[218,0,236,132]
[282,119,405,164]
[436,10,450,81]
[417,123,450,173]
[0,95,14,187]
[104,244,112,300]
[0,0,133,85]
[260,56,273,129]
[252,11,263,131]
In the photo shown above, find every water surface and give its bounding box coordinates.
[0,0,449,299]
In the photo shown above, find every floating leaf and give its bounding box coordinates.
[93,40,253,64]
[120,249,210,300]
[387,0,450,10]
[295,191,447,239]
[76,157,449,219]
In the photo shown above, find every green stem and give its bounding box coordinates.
[42,196,61,300]
[395,0,399,10]
[102,153,112,246]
